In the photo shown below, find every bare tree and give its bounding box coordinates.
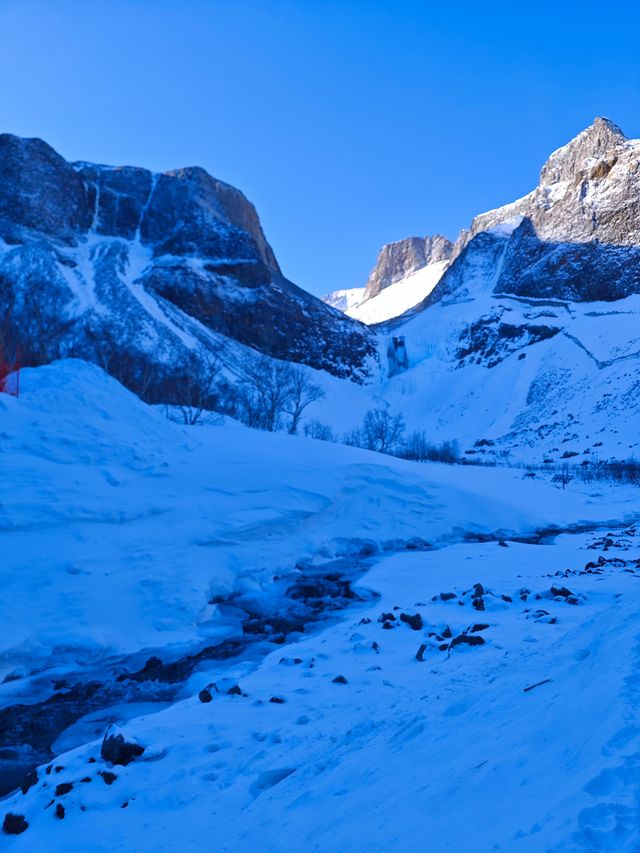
[171,352,221,425]
[236,356,294,432]
[284,368,324,434]
[360,403,406,453]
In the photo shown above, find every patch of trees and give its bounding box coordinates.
[235,356,325,434]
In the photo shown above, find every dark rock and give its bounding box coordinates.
[472,583,485,597]
[438,592,457,601]
[199,688,213,703]
[471,597,485,611]
[502,595,513,603]
[450,634,485,649]
[269,696,285,704]
[20,769,37,795]
[415,644,427,662]
[54,782,73,796]
[99,771,117,785]
[550,585,572,598]
[100,727,145,766]
[379,612,396,622]
[332,675,348,684]
[442,626,453,639]
[382,622,394,630]
[227,684,242,696]
[55,803,65,820]
[469,623,490,633]
[2,813,29,835]
[399,612,423,631]
[359,617,372,625]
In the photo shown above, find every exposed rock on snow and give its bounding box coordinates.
[100,727,145,767]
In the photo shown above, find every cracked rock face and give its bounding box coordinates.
[364,234,453,300]
[0,134,377,396]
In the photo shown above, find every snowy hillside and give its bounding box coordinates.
[346,260,448,325]
[322,287,365,313]
[322,262,448,326]
[3,361,640,850]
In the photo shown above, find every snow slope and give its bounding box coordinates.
[346,260,448,325]
[372,234,640,463]
[321,287,365,313]
[3,361,640,850]
[322,261,448,326]
[0,359,637,674]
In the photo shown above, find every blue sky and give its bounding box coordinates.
[1,0,639,295]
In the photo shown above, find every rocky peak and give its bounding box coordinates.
[364,234,453,300]
[0,133,90,243]
[423,117,640,308]
[539,116,627,186]
[461,118,640,252]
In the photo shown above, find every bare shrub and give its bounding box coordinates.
[170,353,222,425]
[400,432,461,463]
[303,420,335,442]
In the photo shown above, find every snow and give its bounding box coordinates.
[346,261,449,325]
[487,214,524,236]
[322,262,449,326]
[1,359,634,674]
[3,361,640,850]
[321,287,365,313]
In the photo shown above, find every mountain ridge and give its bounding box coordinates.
[0,133,377,399]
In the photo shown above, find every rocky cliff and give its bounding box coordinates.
[379,118,640,462]
[0,134,377,400]
[439,117,640,304]
[363,234,452,300]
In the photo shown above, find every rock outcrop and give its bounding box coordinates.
[363,234,452,300]
[0,134,377,399]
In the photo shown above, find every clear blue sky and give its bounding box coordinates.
[1,0,639,295]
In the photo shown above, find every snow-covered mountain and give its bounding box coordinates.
[322,286,366,313]
[367,118,640,462]
[323,234,453,324]
[0,134,377,398]
[346,260,449,325]
[6,118,640,850]
[2,117,640,462]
